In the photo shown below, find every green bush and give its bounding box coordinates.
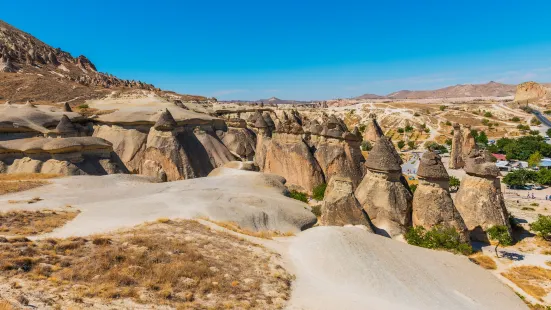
[413,112,420,117]
[397,140,405,149]
[312,183,327,201]
[531,215,551,240]
[484,112,493,117]
[289,190,308,203]
[404,226,472,255]
[511,116,521,122]
[409,184,417,193]
[407,141,416,149]
[449,176,460,192]
[445,120,452,126]
[78,104,89,109]
[439,105,446,111]
[358,124,366,133]
[405,125,413,132]
[360,141,372,151]
[531,117,542,126]
[397,128,404,133]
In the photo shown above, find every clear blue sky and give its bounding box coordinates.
[3,1,551,100]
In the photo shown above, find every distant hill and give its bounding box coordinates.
[386,81,516,99]
[222,97,315,105]
[353,93,385,100]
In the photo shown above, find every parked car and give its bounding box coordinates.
[533,185,545,190]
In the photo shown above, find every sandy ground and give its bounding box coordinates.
[0,168,528,309]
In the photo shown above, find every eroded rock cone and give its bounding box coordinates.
[320,176,373,230]
[363,114,384,143]
[355,136,412,238]
[412,152,470,243]
[449,123,464,169]
[154,109,177,131]
[461,125,477,161]
[55,115,77,134]
[455,149,511,242]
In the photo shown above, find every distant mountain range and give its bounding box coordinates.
[222,97,315,105]
[355,81,517,100]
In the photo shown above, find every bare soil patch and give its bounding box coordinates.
[0,219,292,309]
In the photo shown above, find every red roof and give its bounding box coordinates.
[492,153,507,161]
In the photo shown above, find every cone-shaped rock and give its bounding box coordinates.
[363,114,384,143]
[412,152,470,242]
[154,109,177,131]
[320,176,374,230]
[355,136,412,238]
[254,114,268,128]
[449,123,464,169]
[455,149,511,242]
[56,115,77,134]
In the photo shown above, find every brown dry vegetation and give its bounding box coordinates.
[501,266,551,300]
[0,301,13,310]
[0,219,292,309]
[0,210,79,236]
[202,218,295,240]
[0,173,60,195]
[469,254,497,270]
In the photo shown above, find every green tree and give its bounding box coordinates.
[487,225,513,258]
[405,125,413,132]
[511,116,520,122]
[484,111,493,117]
[476,131,488,145]
[537,169,551,185]
[528,151,543,168]
[531,215,551,241]
[407,141,415,149]
[445,138,452,146]
[546,128,551,137]
[449,176,460,192]
[397,128,404,134]
[530,130,541,136]
[397,140,405,149]
[502,169,537,187]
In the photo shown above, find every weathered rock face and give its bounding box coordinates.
[449,123,464,169]
[455,150,511,242]
[320,176,373,229]
[514,81,551,103]
[355,136,412,238]
[412,152,469,242]
[263,132,324,193]
[314,137,365,188]
[93,125,148,174]
[218,119,257,161]
[461,125,477,161]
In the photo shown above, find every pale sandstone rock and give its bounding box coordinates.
[514,81,550,103]
[320,176,373,229]
[93,125,148,173]
[362,114,384,144]
[355,136,412,238]
[455,150,511,242]
[449,123,464,169]
[219,127,256,161]
[412,152,469,242]
[461,125,477,161]
[141,159,167,182]
[314,138,365,188]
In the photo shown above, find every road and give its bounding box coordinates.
[532,111,551,127]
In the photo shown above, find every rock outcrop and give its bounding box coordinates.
[461,125,477,160]
[514,81,551,103]
[412,152,469,242]
[449,123,464,169]
[354,136,412,238]
[0,137,125,175]
[455,149,511,242]
[218,118,257,161]
[320,176,373,229]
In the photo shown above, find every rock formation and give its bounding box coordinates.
[354,136,412,238]
[218,118,256,161]
[320,176,373,229]
[449,123,464,169]
[412,152,469,242]
[454,149,511,242]
[514,81,551,103]
[55,115,78,137]
[461,125,477,160]
[362,114,384,144]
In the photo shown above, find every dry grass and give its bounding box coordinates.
[0,219,292,309]
[0,173,60,195]
[501,266,551,300]
[0,173,61,181]
[0,301,13,310]
[0,209,79,236]
[469,254,497,270]
[202,218,295,239]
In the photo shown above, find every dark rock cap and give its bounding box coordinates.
[464,149,500,177]
[56,115,77,133]
[417,151,449,181]
[365,136,402,172]
[254,114,268,128]
[154,109,177,131]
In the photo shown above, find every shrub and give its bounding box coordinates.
[397,140,405,149]
[449,176,460,192]
[404,226,472,255]
[407,141,415,149]
[409,184,417,193]
[358,124,366,133]
[397,128,404,134]
[511,116,521,122]
[289,191,308,203]
[425,141,448,154]
[312,183,327,201]
[487,225,513,257]
[424,128,430,133]
[445,120,452,126]
[484,112,493,117]
[439,105,446,111]
[405,125,413,132]
[360,141,372,151]
[531,117,542,126]
[531,215,551,241]
[545,110,551,115]
[547,128,551,137]
[78,104,89,109]
[445,138,452,146]
[530,130,541,136]
[503,169,537,186]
